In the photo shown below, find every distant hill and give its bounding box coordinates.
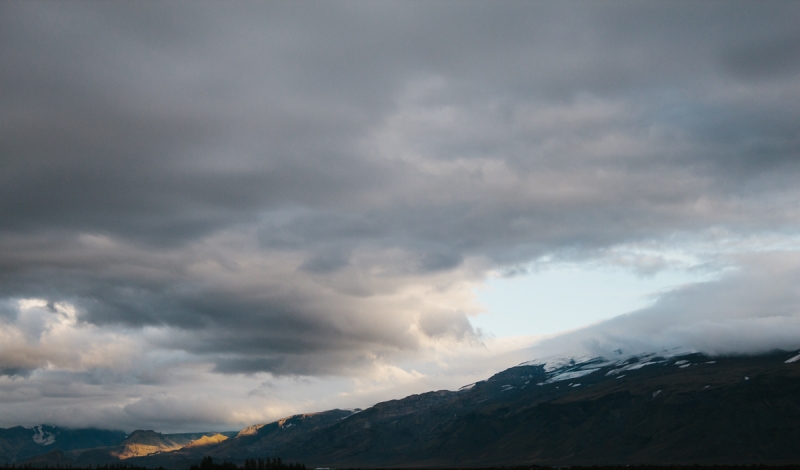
[0,426,237,466]
[73,430,237,465]
[9,349,800,468]
[0,426,127,463]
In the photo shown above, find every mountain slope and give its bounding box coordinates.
[10,349,800,468]
[129,409,358,468]
[218,350,800,467]
[0,426,127,464]
[117,430,186,459]
[73,430,238,465]
[185,434,229,448]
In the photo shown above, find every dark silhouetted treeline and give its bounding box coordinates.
[5,464,800,470]
[2,465,168,470]
[240,458,305,470]
[190,457,306,470]
[1,457,307,470]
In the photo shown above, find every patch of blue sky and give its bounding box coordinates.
[471,263,717,338]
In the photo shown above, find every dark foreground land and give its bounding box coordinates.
[6,465,800,470]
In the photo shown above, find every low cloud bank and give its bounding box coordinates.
[527,252,800,362]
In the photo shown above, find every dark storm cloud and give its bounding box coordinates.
[1,1,395,244]
[1,0,800,380]
[0,367,32,378]
[720,32,800,81]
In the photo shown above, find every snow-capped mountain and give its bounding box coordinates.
[121,348,800,468]
[230,349,800,467]
[8,349,800,467]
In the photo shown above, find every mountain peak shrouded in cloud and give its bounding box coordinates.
[5,351,800,466]
[1,1,800,432]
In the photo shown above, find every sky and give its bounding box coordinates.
[1,1,800,433]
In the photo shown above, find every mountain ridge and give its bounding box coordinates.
[7,349,800,467]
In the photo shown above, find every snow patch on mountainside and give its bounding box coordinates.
[541,368,600,384]
[32,426,56,446]
[527,348,697,385]
[606,360,658,376]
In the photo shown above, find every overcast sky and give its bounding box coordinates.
[1,1,800,433]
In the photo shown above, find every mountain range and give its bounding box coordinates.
[5,349,800,468]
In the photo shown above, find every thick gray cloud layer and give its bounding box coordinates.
[1,1,800,429]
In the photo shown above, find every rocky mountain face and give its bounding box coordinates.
[8,350,800,468]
